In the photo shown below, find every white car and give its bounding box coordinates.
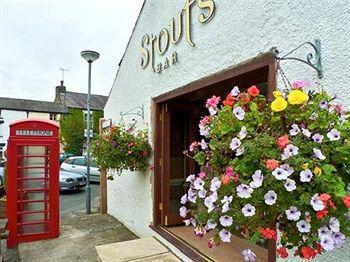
[60,156,100,183]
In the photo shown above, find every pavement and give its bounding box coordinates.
[5,183,139,262]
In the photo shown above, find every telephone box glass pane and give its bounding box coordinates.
[17,145,50,236]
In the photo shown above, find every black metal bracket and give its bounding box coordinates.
[273,39,323,79]
[120,105,144,120]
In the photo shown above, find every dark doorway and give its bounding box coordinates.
[153,54,276,229]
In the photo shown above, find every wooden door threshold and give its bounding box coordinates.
[150,225,211,262]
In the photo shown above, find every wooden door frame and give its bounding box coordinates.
[152,52,276,226]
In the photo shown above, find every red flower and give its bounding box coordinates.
[300,246,316,260]
[247,85,260,97]
[319,193,331,203]
[265,159,279,171]
[343,195,350,208]
[316,209,328,219]
[277,246,288,258]
[277,135,290,149]
[223,93,235,107]
[259,228,277,240]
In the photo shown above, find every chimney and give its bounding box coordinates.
[55,80,66,104]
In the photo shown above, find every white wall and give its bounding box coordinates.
[0,110,27,152]
[104,1,350,256]
[27,112,50,119]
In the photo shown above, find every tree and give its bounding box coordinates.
[59,108,85,155]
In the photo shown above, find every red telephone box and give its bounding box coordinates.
[6,118,59,248]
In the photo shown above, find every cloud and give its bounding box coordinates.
[0,0,144,101]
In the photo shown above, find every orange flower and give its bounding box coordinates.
[247,85,260,97]
[221,174,231,185]
[223,93,235,107]
[277,246,288,258]
[319,193,331,203]
[277,135,289,149]
[316,209,328,219]
[265,159,279,170]
[259,228,277,240]
[343,195,350,208]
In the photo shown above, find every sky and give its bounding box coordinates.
[0,0,144,101]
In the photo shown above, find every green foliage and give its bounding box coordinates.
[59,108,85,155]
[90,122,152,176]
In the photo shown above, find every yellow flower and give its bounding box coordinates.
[302,163,309,169]
[314,167,322,176]
[271,97,288,112]
[287,90,309,105]
[273,90,283,98]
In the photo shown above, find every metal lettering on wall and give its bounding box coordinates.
[140,0,216,74]
[16,130,53,136]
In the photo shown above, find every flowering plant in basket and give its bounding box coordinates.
[179,82,350,261]
[90,122,152,176]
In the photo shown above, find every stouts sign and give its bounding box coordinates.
[140,0,215,74]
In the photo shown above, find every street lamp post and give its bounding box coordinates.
[81,50,100,214]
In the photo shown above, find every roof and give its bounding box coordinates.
[0,97,66,113]
[64,91,108,110]
[9,118,59,127]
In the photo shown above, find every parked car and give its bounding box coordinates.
[60,156,100,182]
[59,153,75,165]
[59,169,86,191]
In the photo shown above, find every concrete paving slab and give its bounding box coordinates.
[132,253,181,262]
[18,213,137,262]
[95,237,172,262]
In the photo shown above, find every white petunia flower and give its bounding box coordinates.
[193,178,205,190]
[320,235,334,251]
[318,226,332,239]
[239,126,247,139]
[204,197,215,213]
[312,133,324,143]
[250,170,263,188]
[329,217,340,233]
[208,106,218,116]
[200,139,208,150]
[220,215,233,227]
[222,203,230,213]
[327,129,341,141]
[219,229,232,242]
[302,128,311,138]
[237,184,253,199]
[272,167,289,180]
[280,164,294,175]
[285,206,301,221]
[284,178,297,192]
[289,124,300,136]
[199,126,210,137]
[282,144,299,160]
[180,194,187,205]
[187,189,197,203]
[233,106,245,120]
[179,206,188,218]
[332,232,346,248]
[264,190,277,205]
[230,137,241,150]
[242,204,256,217]
[231,86,240,97]
[300,169,313,182]
[310,193,325,211]
[198,189,207,199]
[313,148,326,160]
[236,147,245,156]
[296,220,311,233]
[210,177,221,192]
[221,195,233,205]
[205,219,217,231]
[186,174,196,182]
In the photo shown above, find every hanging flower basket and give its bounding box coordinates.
[180,82,350,261]
[91,122,152,176]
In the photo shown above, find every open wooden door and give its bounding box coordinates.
[160,102,197,226]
